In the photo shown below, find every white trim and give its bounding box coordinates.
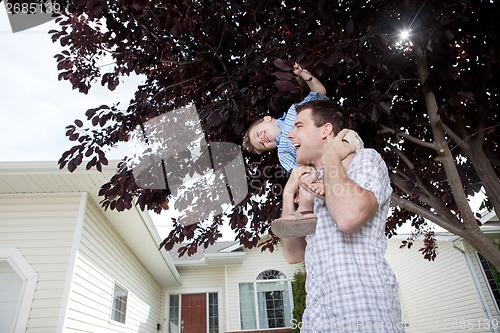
[480,210,498,224]
[225,264,229,331]
[0,248,38,333]
[56,192,87,333]
[218,242,243,253]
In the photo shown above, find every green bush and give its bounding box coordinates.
[291,270,306,333]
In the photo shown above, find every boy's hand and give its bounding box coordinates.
[293,62,303,76]
[322,129,356,166]
[293,62,311,77]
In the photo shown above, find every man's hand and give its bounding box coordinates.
[322,129,356,166]
[284,165,314,198]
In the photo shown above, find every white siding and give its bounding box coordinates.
[62,198,163,333]
[386,238,488,333]
[0,192,81,333]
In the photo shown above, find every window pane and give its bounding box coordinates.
[111,284,127,324]
[239,283,256,329]
[257,269,287,280]
[169,295,180,333]
[478,253,500,309]
[209,293,219,333]
[256,281,291,328]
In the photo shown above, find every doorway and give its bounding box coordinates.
[181,293,206,333]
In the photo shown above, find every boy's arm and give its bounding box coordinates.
[293,63,327,96]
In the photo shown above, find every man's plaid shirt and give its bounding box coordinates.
[301,149,403,332]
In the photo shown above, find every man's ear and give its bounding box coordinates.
[322,123,334,138]
[264,115,272,122]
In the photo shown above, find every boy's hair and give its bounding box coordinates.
[242,117,266,154]
[296,100,351,135]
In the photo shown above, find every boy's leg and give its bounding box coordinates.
[296,186,315,213]
[271,185,317,238]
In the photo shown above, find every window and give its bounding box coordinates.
[239,270,293,329]
[168,295,180,333]
[0,248,37,333]
[111,283,128,324]
[478,253,500,309]
[208,293,219,333]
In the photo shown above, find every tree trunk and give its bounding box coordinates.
[467,136,500,216]
[461,229,500,271]
[412,42,500,270]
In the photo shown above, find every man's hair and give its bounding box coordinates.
[242,117,266,154]
[296,100,351,135]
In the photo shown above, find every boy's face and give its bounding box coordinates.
[249,116,281,153]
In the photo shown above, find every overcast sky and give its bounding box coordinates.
[0,9,137,162]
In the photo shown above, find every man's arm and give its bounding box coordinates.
[279,166,311,263]
[322,131,378,233]
[293,63,327,96]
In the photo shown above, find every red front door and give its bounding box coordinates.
[181,293,206,333]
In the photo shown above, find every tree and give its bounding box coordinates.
[52,0,499,266]
[291,269,306,333]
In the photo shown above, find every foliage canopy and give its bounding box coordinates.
[52,0,500,265]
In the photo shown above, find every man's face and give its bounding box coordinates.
[287,108,325,167]
[248,116,281,153]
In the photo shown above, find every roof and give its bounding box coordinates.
[0,161,182,288]
[169,240,246,267]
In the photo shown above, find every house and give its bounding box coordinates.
[2,160,500,333]
[0,161,302,333]
[385,210,500,333]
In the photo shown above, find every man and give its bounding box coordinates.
[279,100,403,332]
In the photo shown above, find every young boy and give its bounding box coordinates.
[243,63,365,238]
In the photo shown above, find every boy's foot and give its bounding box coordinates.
[299,173,325,200]
[343,130,364,151]
[271,211,317,238]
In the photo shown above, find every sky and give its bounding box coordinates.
[0,9,135,162]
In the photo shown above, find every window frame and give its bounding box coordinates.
[477,252,500,313]
[110,282,128,324]
[238,269,294,330]
[0,248,37,333]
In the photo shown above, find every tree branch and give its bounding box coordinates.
[378,124,436,150]
[383,78,419,95]
[390,194,464,236]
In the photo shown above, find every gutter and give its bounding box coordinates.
[135,203,183,286]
